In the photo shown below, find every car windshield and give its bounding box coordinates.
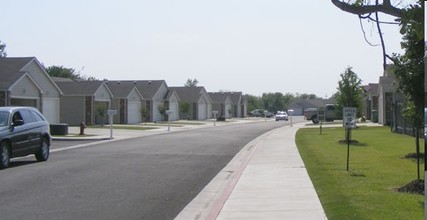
[0,111,9,127]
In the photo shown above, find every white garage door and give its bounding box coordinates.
[43,98,60,124]
[171,102,180,121]
[127,101,141,124]
[198,103,207,120]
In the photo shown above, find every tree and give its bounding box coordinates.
[157,104,166,121]
[95,103,107,126]
[335,67,364,117]
[332,0,425,182]
[389,4,424,180]
[46,65,96,80]
[184,78,199,87]
[179,101,191,120]
[245,95,263,112]
[140,107,149,125]
[331,0,423,70]
[0,40,6,57]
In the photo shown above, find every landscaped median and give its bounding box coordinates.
[296,126,424,219]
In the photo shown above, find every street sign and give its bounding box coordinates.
[343,107,357,128]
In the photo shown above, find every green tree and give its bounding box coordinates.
[140,107,149,125]
[245,94,263,112]
[179,101,191,120]
[390,4,424,179]
[95,103,107,126]
[331,0,422,69]
[262,92,287,113]
[184,78,199,87]
[0,40,6,57]
[157,104,166,121]
[335,67,364,117]
[46,65,96,80]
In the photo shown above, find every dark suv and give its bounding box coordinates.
[0,106,51,169]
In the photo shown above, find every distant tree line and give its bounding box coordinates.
[246,93,319,113]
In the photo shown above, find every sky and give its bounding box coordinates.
[1,0,406,97]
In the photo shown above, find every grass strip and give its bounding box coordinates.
[296,126,424,219]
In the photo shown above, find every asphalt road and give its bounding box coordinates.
[0,120,293,220]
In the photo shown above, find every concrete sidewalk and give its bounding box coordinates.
[175,122,327,220]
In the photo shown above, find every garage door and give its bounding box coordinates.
[198,103,207,120]
[43,98,60,124]
[127,101,141,124]
[169,101,179,121]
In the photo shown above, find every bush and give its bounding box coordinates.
[217,116,226,121]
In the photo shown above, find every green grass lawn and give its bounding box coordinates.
[296,126,424,220]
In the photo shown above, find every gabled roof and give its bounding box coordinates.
[0,57,63,95]
[363,83,379,96]
[228,92,242,104]
[0,57,35,75]
[208,92,233,104]
[56,81,107,95]
[165,90,181,101]
[0,71,26,90]
[105,82,143,99]
[169,86,211,103]
[108,80,166,99]
[0,72,42,92]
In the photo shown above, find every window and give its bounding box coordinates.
[31,111,45,122]
[20,110,35,124]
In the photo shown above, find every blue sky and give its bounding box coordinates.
[2,1,404,97]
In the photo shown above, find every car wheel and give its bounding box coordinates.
[35,138,49,162]
[312,118,320,124]
[0,141,10,169]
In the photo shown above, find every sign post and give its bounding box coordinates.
[343,107,357,171]
[288,109,293,127]
[165,110,173,131]
[212,111,218,126]
[107,110,117,139]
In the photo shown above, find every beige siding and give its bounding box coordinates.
[10,76,40,98]
[22,61,61,98]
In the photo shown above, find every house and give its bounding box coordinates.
[168,87,213,120]
[208,92,233,118]
[164,90,181,121]
[105,81,144,124]
[0,57,63,123]
[219,92,246,118]
[362,83,379,121]
[55,80,113,126]
[109,80,169,122]
[377,68,402,126]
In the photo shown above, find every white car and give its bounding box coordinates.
[275,111,288,121]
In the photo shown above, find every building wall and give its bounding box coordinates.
[22,61,61,98]
[60,96,85,126]
[151,83,169,122]
[22,61,61,123]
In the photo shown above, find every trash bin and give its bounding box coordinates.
[371,110,378,123]
[50,123,69,135]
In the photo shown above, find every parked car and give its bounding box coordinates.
[0,106,51,169]
[248,109,274,118]
[275,111,288,121]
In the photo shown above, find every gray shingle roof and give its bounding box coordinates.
[56,81,105,95]
[0,57,35,76]
[0,72,26,90]
[169,86,206,103]
[108,80,166,99]
[208,92,231,103]
[105,81,139,98]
